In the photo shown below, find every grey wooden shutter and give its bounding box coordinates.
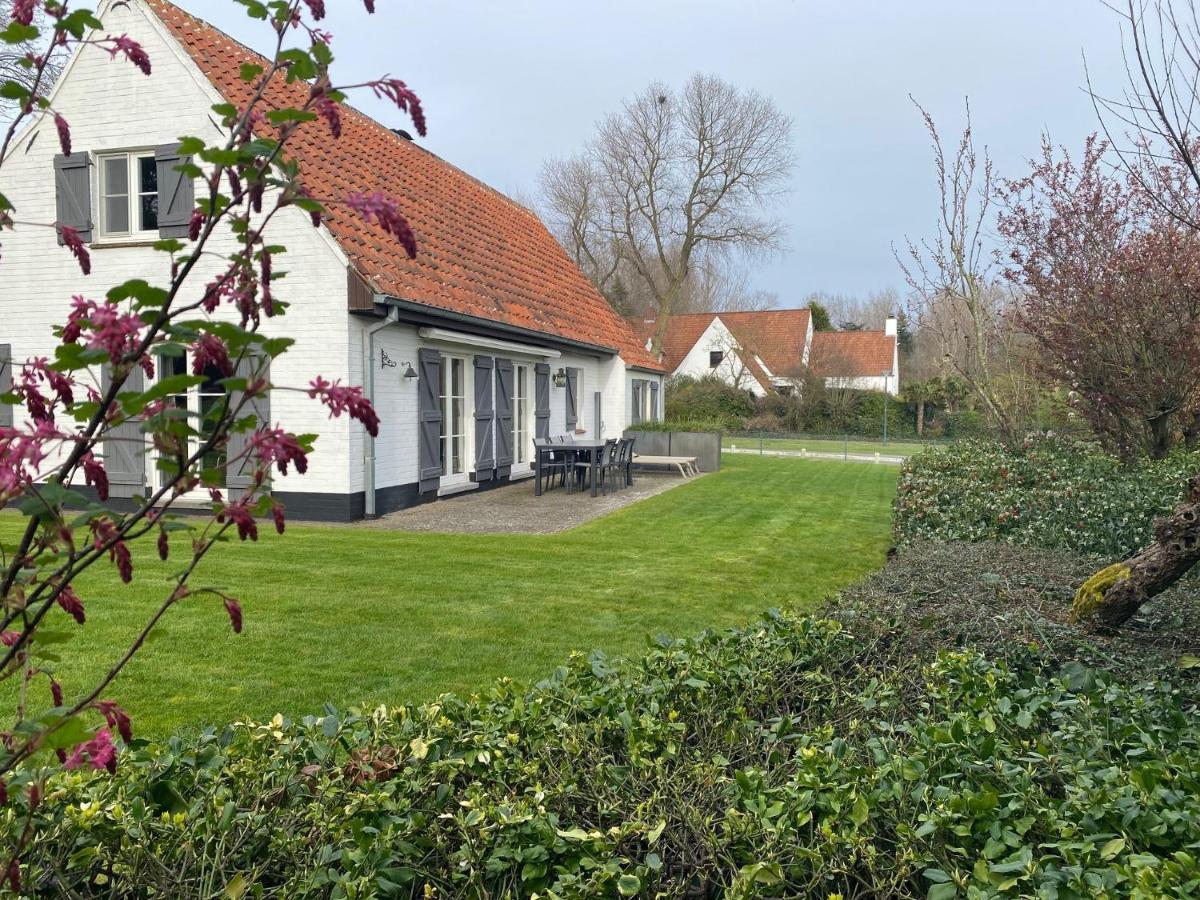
[534,363,550,439]
[631,380,643,425]
[564,367,579,432]
[473,355,495,481]
[54,152,93,244]
[494,358,514,478]
[650,381,659,422]
[227,354,270,501]
[417,348,443,493]
[0,344,12,429]
[155,143,194,239]
[101,364,146,499]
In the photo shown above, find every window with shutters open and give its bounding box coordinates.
[97,151,159,239]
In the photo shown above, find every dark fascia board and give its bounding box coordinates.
[359,294,617,360]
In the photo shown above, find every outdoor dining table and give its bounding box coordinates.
[534,439,609,497]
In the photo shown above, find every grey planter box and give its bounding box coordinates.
[623,430,722,472]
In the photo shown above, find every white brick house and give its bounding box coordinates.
[635,309,900,397]
[0,0,664,521]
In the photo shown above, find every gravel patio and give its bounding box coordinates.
[349,471,699,534]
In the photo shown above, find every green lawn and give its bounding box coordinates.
[728,436,936,458]
[2,456,897,738]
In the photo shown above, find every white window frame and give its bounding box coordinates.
[515,363,531,465]
[96,149,159,242]
[153,351,227,496]
[572,368,586,431]
[438,354,472,487]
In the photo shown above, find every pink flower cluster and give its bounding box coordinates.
[191,334,233,378]
[59,226,91,276]
[13,357,74,424]
[90,517,132,584]
[0,420,58,503]
[63,295,147,368]
[64,728,116,774]
[307,376,379,436]
[344,191,417,259]
[250,427,309,476]
[104,35,151,76]
[369,78,426,137]
[11,0,36,27]
[56,584,85,625]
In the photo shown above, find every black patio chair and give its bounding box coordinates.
[576,439,617,495]
[535,438,569,492]
[618,437,636,487]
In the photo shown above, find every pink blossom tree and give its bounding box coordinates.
[0,0,423,885]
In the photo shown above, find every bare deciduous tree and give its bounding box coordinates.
[539,73,792,347]
[898,99,1027,442]
[0,7,62,123]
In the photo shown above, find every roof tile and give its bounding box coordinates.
[144,0,661,370]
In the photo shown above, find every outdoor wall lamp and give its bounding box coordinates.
[401,361,418,379]
[553,367,568,388]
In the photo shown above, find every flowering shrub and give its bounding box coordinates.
[0,0,424,884]
[893,436,1200,557]
[3,611,1199,897]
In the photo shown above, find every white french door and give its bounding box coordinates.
[515,363,531,466]
[157,353,227,493]
[438,355,470,486]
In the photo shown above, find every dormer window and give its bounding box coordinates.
[709,350,724,368]
[98,151,159,238]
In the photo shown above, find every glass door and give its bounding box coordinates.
[438,356,469,485]
[158,353,227,494]
[515,364,530,465]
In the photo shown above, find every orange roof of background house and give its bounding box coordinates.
[635,309,812,384]
[144,0,661,370]
[809,330,896,378]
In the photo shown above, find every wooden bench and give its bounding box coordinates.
[632,454,699,478]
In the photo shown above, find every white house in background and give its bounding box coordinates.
[0,0,664,522]
[634,310,899,397]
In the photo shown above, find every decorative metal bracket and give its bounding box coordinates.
[380,349,398,369]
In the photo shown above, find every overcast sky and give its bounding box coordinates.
[189,0,1129,307]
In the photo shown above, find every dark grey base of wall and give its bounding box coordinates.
[277,472,521,522]
[49,475,526,524]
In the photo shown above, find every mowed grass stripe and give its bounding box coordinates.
[0,455,898,737]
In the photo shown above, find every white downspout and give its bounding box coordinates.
[362,307,400,518]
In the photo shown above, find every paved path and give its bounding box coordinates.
[347,472,698,534]
[724,447,906,466]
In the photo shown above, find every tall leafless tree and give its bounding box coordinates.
[0,7,63,123]
[539,73,793,347]
[897,99,1029,442]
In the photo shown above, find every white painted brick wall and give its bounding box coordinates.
[0,0,355,497]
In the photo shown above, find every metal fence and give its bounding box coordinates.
[726,431,954,462]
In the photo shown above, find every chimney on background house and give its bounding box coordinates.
[885,314,898,337]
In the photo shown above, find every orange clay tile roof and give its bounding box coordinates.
[145,1,661,370]
[637,309,812,385]
[809,330,896,378]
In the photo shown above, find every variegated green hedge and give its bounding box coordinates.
[893,437,1200,557]
[5,612,1200,898]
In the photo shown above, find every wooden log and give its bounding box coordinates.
[1071,474,1200,628]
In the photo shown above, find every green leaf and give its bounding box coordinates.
[1101,836,1126,860]
[850,795,869,826]
[927,884,957,900]
[1177,653,1200,670]
[224,873,247,899]
[555,827,590,842]
[647,819,666,843]
[616,875,641,896]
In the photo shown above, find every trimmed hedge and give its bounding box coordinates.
[893,436,1200,557]
[6,612,1200,897]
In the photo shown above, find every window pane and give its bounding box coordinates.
[452,398,462,433]
[104,157,128,195]
[139,156,157,194]
[452,359,463,397]
[452,435,463,474]
[141,194,159,231]
[104,196,129,234]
